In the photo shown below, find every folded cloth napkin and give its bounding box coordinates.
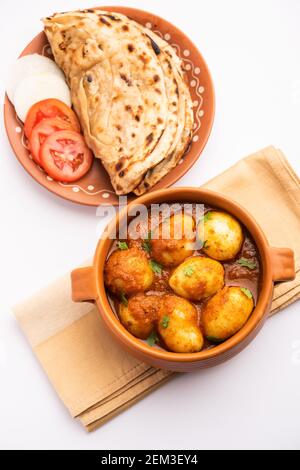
[13,146,300,432]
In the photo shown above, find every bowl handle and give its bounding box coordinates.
[71,266,98,303]
[269,247,295,282]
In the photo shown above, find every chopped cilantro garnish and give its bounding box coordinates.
[201,212,212,223]
[240,287,253,299]
[147,331,159,347]
[142,239,152,253]
[149,260,163,275]
[237,258,257,270]
[161,316,170,329]
[183,266,195,277]
[120,292,128,306]
[117,241,129,250]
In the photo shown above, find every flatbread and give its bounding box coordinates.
[105,12,192,195]
[134,28,194,195]
[43,9,194,195]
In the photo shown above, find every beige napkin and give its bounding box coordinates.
[13,146,300,432]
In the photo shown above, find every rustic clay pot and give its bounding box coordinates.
[71,188,295,372]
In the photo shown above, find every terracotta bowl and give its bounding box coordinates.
[71,188,295,372]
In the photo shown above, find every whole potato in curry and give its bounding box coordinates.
[169,256,224,301]
[199,211,243,261]
[151,213,195,268]
[158,295,203,353]
[104,247,153,296]
[119,294,159,339]
[202,286,254,342]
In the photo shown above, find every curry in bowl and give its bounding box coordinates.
[104,203,261,354]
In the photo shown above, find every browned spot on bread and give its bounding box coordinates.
[146,133,154,145]
[59,42,66,51]
[157,117,163,124]
[128,44,135,52]
[153,74,160,83]
[148,36,161,55]
[120,74,133,86]
[155,88,162,95]
[139,54,150,64]
[122,25,129,31]
[119,171,125,178]
[115,162,123,171]
[118,147,124,152]
[116,184,123,192]
[138,105,144,111]
[132,133,136,138]
[172,102,177,106]
[144,182,150,188]
[100,17,111,26]
[116,125,122,131]
[135,115,140,122]
[113,95,122,102]
[98,44,103,50]
[103,14,121,21]
[125,105,132,112]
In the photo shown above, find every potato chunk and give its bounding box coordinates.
[199,211,243,261]
[157,295,203,353]
[104,247,153,296]
[151,213,195,267]
[169,256,224,301]
[202,286,254,342]
[119,294,159,339]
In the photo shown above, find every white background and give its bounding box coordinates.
[1,0,300,450]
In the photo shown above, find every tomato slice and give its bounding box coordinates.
[24,98,80,138]
[29,117,74,164]
[39,130,93,182]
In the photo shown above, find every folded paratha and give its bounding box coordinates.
[133,28,194,195]
[43,9,194,195]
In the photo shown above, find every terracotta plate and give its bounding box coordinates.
[4,6,215,206]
